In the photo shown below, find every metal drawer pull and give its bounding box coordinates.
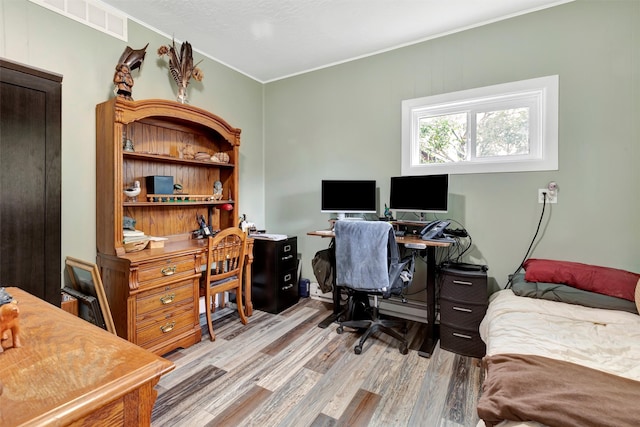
[453,306,472,313]
[284,273,292,281]
[452,332,472,340]
[160,321,176,333]
[282,254,294,261]
[161,266,177,276]
[160,294,175,304]
[452,280,473,286]
[284,244,291,252]
[282,284,293,291]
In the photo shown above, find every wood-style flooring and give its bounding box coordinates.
[152,297,484,427]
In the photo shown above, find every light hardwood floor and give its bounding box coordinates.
[153,297,484,427]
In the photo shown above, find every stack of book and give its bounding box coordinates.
[123,229,147,243]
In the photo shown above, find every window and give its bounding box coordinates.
[401,75,558,175]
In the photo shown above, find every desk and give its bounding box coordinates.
[307,229,451,358]
[0,287,174,426]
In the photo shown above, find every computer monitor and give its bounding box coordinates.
[321,180,377,219]
[389,174,448,213]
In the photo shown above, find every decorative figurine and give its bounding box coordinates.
[212,180,223,200]
[123,135,135,152]
[384,203,394,220]
[0,288,21,352]
[124,180,141,202]
[181,144,195,160]
[113,43,149,100]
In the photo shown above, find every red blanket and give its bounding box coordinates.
[477,353,640,427]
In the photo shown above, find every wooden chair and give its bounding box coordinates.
[202,228,248,341]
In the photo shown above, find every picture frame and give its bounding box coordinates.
[65,256,116,334]
[61,286,105,330]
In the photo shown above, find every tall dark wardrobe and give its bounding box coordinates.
[0,59,62,306]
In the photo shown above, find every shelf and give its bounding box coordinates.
[124,199,234,207]
[123,151,234,168]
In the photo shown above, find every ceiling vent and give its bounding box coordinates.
[29,0,127,41]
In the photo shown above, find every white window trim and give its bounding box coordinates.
[401,75,559,175]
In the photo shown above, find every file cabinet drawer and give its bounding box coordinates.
[440,298,487,329]
[440,324,486,358]
[440,272,487,302]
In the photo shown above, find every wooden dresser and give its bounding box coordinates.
[0,287,173,426]
[96,98,251,355]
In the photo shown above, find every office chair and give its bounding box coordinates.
[201,227,247,341]
[334,220,414,355]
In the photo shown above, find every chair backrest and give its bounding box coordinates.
[334,220,412,295]
[205,227,246,284]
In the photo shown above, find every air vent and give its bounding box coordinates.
[29,0,127,41]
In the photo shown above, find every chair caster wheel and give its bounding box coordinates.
[336,326,344,334]
[354,345,362,355]
[399,343,408,355]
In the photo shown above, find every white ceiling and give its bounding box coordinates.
[100,0,572,83]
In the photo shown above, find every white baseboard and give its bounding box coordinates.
[310,282,333,303]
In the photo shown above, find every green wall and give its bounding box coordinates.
[264,0,639,288]
[1,0,638,290]
[0,0,264,285]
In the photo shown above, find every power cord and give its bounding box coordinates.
[505,192,548,288]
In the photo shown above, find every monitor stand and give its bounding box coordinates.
[335,213,364,221]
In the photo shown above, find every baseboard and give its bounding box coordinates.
[310,282,333,303]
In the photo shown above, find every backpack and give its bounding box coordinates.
[312,240,335,293]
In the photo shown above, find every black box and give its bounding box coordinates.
[146,175,173,194]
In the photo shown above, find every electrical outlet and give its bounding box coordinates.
[538,189,557,204]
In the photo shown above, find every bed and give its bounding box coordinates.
[475,260,640,427]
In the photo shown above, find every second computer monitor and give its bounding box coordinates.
[389,174,448,213]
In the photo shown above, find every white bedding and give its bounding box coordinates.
[476,289,640,427]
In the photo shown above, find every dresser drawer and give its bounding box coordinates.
[440,298,487,329]
[439,269,487,304]
[440,324,486,359]
[137,255,196,285]
[136,280,195,317]
[136,302,195,347]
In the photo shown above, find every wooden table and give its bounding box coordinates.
[308,227,451,358]
[0,287,174,426]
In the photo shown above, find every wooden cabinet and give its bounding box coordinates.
[439,264,488,358]
[252,237,299,314]
[96,98,245,355]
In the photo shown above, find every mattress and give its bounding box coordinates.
[476,289,640,427]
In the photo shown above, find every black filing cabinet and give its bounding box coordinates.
[252,236,299,314]
[439,264,488,358]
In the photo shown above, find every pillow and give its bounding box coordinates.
[511,274,638,314]
[523,259,639,301]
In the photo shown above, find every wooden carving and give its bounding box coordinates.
[0,299,21,352]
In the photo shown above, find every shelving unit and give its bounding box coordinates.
[95,98,244,355]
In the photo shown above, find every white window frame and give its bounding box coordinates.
[401,75,559,175]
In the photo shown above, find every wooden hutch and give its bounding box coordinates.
[96,98,250,355]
